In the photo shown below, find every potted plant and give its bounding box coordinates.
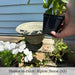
[43,0,69,35]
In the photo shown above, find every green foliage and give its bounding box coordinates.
[0,50,25,67]
[27,0,30,5]
[0,50,16,67]
[49,39,70,63]
[43,0,69,15]
[42,59,47,66]
[35,60,41,67]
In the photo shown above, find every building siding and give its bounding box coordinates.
[0,0,45,36]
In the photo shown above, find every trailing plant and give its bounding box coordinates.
[45,39,71,63]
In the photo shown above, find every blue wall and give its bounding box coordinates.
[0,0,45,36]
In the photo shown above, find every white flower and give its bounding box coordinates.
[5,41,10,45]
[24,48,33,62]
[4,44,11,50]
[18,44,26,53]
[18,48,23,53]
[27,51,33,61]
[12,49,19,54]
[4,41,10,50]
[24,56,28,62]
[24,48,29,55]
[10,43,17,49]
[0,45,4,51]
[24,55,33,62]
[18,41,25,45]
[0,41,4,45]
[4,42,17,50]
[19,44,26,50]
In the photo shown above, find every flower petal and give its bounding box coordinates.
[12,49,18,54]
[19,41,25,45]
[19,44,26,50]
[23,48,29,55]
[0,45,4,51]
[10,43,17,49]
[24,56,28,62]
[18,49,23,53]
[27,55,33,61]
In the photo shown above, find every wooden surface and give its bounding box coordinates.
[0,36,24,43]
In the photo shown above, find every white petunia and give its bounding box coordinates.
[10,43,17,49]
[18,44,26,53]
[4,41,10,50]
[24,54,33,62]
[24,48,33,62]
[18,48,23,53]
[19,44,26,50]
[12,49,19,54]
[0,41,4,45]
[18,41,25,45]
[15,41,26,53]
[23,48,29,55]
[24,56,28,62]
[27,51,33,61]
[0,45,4,51]
[5,41,10,45]
[4,44,11,50]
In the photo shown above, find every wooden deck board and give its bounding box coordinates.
[0,36,24,43]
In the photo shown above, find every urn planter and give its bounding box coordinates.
[16,22,45,45]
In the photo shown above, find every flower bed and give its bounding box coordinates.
[0,38,73,67]
[0,41,33,67]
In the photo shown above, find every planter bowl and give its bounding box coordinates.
[16,22,44,44]
[25,34,44,44]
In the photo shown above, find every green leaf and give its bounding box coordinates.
[27,0,30,5]
[52,0,57,15]
[63,6,66,10]
[59,58,63,62]
[43,0,46,4]
[46,8,52,14]
[13,54,17,58]
[42,59,47,66]
[43,0,49,8]
[58,46,62,51]
[43,3,48,8]
[17,56,21,63]
[52,50,58,54]
[50,52,53,56]
[47,0,53,8]
[61,0,69,3]
[35,60,40,67]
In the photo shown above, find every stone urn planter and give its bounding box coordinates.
[16,22,45,45]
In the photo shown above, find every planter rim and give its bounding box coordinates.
[44,13,65,17]
[16,22,44,36]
